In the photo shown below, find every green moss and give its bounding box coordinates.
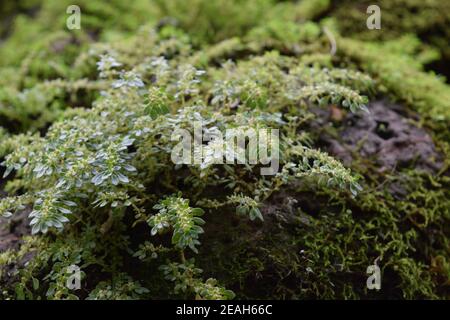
[330,0,450,61]
[337,36,450,122]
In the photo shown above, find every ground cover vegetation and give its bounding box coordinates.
[0,0,449,299]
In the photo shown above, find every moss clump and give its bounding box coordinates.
[329,0,450,64]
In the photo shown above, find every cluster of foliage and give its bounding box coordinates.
[0,0,449,299]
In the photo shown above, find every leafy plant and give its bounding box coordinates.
[149,195,205,254]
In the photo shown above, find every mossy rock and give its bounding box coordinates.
[0,0,449,300]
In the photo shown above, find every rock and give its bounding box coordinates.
[316,100,443,173]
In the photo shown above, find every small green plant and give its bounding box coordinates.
[149,195,205,253]
[0,24,367,299]
[160,259,235,300]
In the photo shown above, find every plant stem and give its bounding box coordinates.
[180,250,186,264]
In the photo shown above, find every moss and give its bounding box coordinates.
[330,0,450,62]
[337,36,450,123]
